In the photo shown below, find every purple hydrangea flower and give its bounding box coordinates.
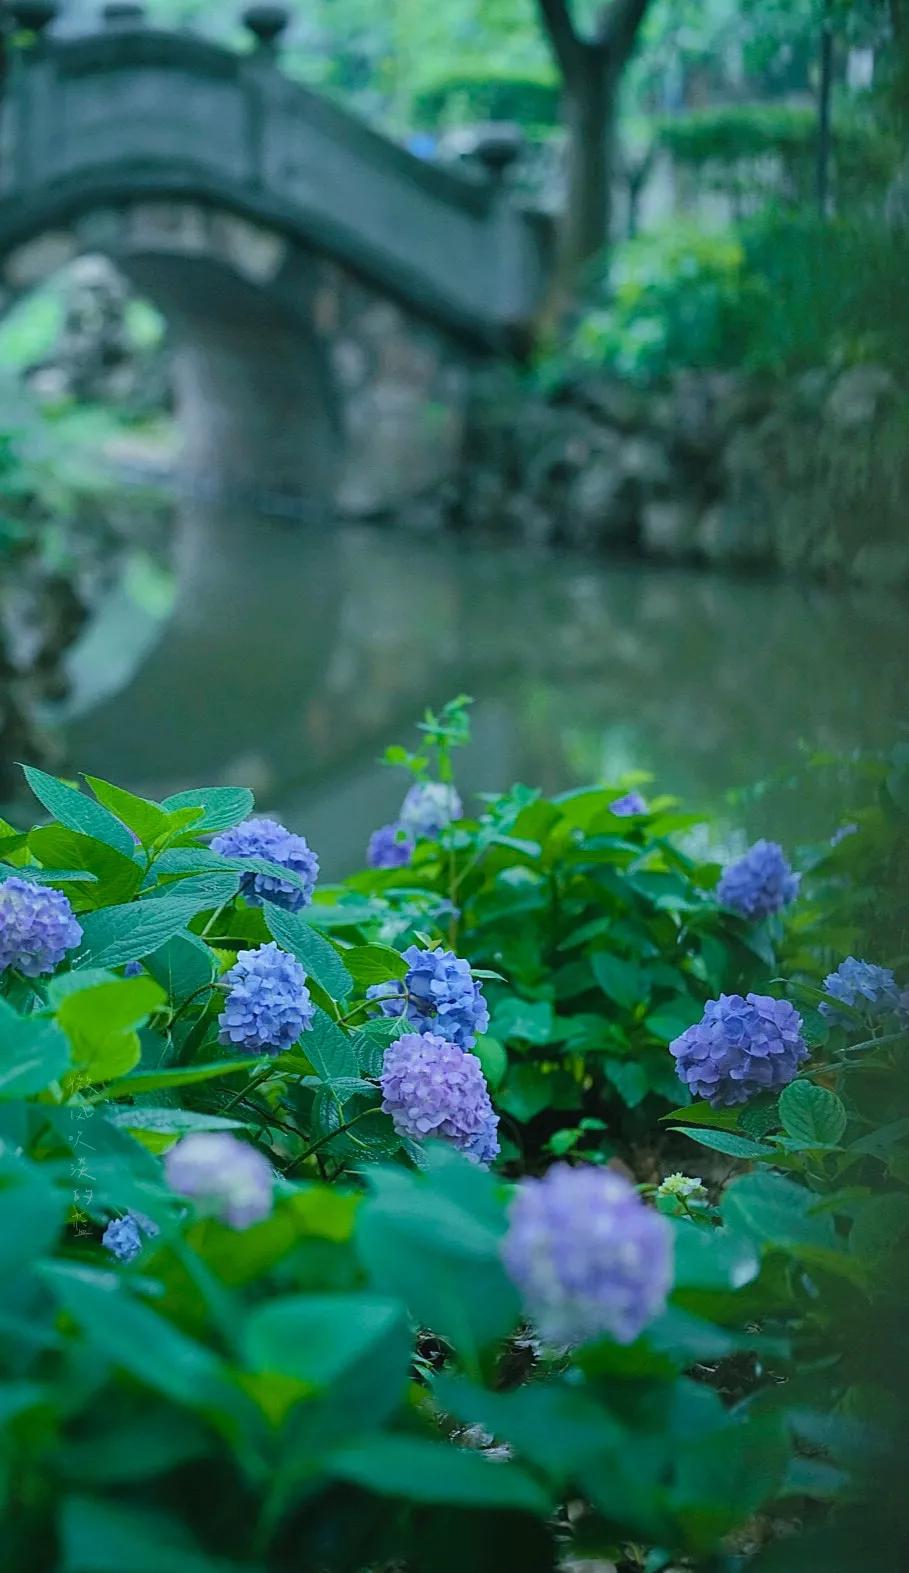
[819,956,903,1025]
[502,1165,673,1346]
[717,840,799,920]
[219,942,313,1055]
[398,781,462,840]
[211,817,318,912]
[367,823,414,870]
[670,992,808,1106]
[610,791,647,816]
[164,1132,273,1228]
[379,1031,499,1163]
[367,944,489,1050]
[102,1215,143,1262]
[0,877,83,977]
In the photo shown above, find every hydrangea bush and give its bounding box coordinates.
[0,727,905,1572]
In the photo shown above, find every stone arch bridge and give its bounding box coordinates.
[0,4,550,512]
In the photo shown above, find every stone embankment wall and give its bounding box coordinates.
[427,362,908,588]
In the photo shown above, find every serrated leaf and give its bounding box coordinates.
[779,1080,846,1147]
[675,1126,773,1159]
[300,1009,359,1082]
[161,787,254,834]
[76,898,202,969]
[22,766,136,859]
[265,907,352,1001]
[0,999,71,1096]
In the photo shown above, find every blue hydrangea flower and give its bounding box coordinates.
[819,956,903,1025]
[670,992,808,1106]
[610,791,647,816]
[102,1215,143,1262]
[398,781,463,840]
[218,942,313,1054]
[717,840,799,920]
[367,823,414,870]
[123,959,143,978]
[367,944,489,1050]
[0,877,83,977]
[379,1031,499,1164]
[165,1132,273,1228]
[502,1165,672,1346]
[211,817,318,911]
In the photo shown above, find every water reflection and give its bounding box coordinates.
[61,504,908,876]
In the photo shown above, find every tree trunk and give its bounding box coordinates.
[561,57,615,278]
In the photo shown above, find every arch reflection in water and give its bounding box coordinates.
[62,504,909,877]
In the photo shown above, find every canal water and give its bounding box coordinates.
[57,505,908,878]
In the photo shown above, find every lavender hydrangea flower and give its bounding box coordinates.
[610,791,647,816]
[165,1132,273,1228]
[379,1031,499,1163]
[819,956,903,1025]
[211,817,318,911]
[367,823,414,870]
[717,840,799,920]
[670,992,808,1106]
[398,781,462,840]
[0,877,82,977]
[102,1215,143,1263]
[367,944,489,1050]
[502,1165,672,1347]
[218,941,313,1054]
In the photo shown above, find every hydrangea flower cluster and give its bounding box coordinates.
[165,1132,273,1228]
[819,956,904,1025]
[102,1212,159,1263]
[398,781,463,839]
[0,877,83,977]
[367,823,414,870]
[211,817,319,911]
[657,1172,708,1204]
[379,1032,499,1163]
[218,941,313,1054]
[670,992,808,1106]
[368,944,489,1050]
[609,790,647,816]
[502,1165,673,1347]
[717,839,799,920]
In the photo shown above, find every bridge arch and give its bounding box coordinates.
[0,18,550,510]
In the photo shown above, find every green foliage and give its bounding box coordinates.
[0,725,906,1568]
[551,214,909,383]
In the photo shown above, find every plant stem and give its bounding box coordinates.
[283,1107,376,1175]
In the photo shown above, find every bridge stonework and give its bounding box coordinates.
[0,20,550,515]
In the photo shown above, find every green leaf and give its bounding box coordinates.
[160,786,255,834]
[83,777,181,850]
[329,1436,550,1513]
[143,932,217,1006]
[106,1108,246,1135]
[675,1127,773,1159]
[77,897,202,969]
[22,766,137,859]
[591,951,647,1011]
[244,1294,409,1391]
[0,999,71,1097]
[0,1155,65,1277]
[28,825,141,908]
[498,1064,553,1122]
[341,944,409,988]
[722,1171,838,1253]
[56,975,165,1085]
[490,996,554,1045]
[265,907,352,1002]
[671,1219,759,1290]
[301,1008,359,1081]
[603,1058,649,1109]
[59,1496,250,1573]
[661,1102,740,1130]
[104,1059,260,1098]
[778,1080,846,1147]
[148,872,240,910]
[645,996,704,1042]
[472,1034,508,1090]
